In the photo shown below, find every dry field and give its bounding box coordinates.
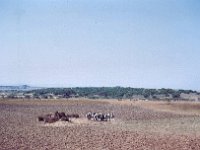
[1,99,200,150]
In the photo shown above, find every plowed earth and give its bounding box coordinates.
[1,99,200,150]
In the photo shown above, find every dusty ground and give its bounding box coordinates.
[1,99,200,150]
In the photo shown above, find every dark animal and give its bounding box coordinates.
[38,114,52,122]
[54,111,67,119]
[44,116,59,123]
[67,114,79,118]
[38,116,44,121]
[60,116,70,121]
[54,111,60,119]
[54,111,70,121]
[59,112,67,118]
[71,114,79,118]
[38,112,70,123]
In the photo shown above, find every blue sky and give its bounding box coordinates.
[0,0,200,90]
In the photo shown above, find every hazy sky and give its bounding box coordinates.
[0,0,200,90]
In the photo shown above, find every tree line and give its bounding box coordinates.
[25,87,199,100]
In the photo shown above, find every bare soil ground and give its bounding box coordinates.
[1,99,200,150]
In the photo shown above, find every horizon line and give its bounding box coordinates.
[0,84,198,91]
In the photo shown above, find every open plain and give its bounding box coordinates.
[1,99,200,150]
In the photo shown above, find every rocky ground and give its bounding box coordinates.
[1,99,200,150]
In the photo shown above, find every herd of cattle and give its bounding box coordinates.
[86,112,114,121]
[38,111,114,123]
